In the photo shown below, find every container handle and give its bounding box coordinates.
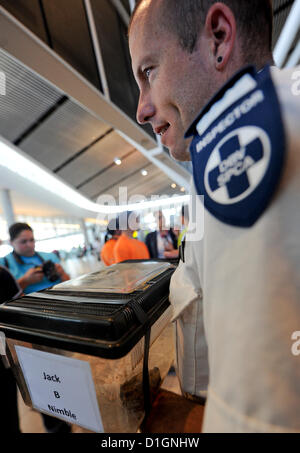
[0,331,6,356]
[0,331,10,369]
[143,327,151,416]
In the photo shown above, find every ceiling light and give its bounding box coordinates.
[180,187,186,192]
[141,170,148,176]
[171,183,177,189]
[114,158,122,165]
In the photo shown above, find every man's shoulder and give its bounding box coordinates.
[271,64,300,82]
[103,239,117,249]
[117,235,127,243]
[38,251,60,263]
[114,235,126,248]
[0,251,13,259]
[0,252,14,265]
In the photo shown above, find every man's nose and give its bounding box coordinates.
[136,93,155,125]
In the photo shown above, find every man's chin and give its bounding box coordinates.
[169,147,191,162]
[167,138,192,162]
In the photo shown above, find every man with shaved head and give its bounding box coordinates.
[129,0,300,433]
[129,0,273,161]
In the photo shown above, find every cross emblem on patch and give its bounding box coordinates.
[208,134,264,199]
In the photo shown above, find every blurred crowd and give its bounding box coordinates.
[100,208,188,266]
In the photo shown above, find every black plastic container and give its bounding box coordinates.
[0,261,175,432]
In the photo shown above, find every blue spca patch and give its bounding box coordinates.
[186,65,286,227]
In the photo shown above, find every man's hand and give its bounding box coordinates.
[18,267,44,289]
[54,263,65,277]
[54,263,70,282]
[164,250,179,259]
[164,243,174,252]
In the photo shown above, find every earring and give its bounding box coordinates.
[217,56,223,63]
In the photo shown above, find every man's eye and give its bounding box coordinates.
[144,68,152,80]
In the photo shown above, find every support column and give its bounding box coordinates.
[84,0,110,100]
[0,189,15,227]
[273,0,300,67]
[80,218,89,249]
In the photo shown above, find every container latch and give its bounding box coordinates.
[0,331,10,368]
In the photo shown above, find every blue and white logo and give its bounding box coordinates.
[189,65,286,227]
[204,126,271,205]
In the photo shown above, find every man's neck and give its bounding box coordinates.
[225,51,274,87]
[244,53,274,72]
[122,231,133,238]
[159,230,168,237]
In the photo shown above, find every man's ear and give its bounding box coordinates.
[204,2,236,70]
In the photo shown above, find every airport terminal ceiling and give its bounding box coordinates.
[0,0,299,217]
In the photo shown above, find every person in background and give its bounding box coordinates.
[92,236,102,261]
[100,218,121,266]
[145,211,178,259]
[52,249,61,259]
[0,223,71,433]
[0,223,70,294]
[164,228,180,260]
[114,212,150,263]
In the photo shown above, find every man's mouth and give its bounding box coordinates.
[156,124,170,136]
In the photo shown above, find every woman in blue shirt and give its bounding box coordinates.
[0,223,70,294]
[0,223,71,432]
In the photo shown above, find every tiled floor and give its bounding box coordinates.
[14,254,181,433]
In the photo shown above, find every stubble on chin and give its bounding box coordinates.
[169,138,192,162]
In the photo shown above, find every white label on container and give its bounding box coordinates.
[15,346,104,433]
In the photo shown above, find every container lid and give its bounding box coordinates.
[47,261,171,294]
[0,261,175,358]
